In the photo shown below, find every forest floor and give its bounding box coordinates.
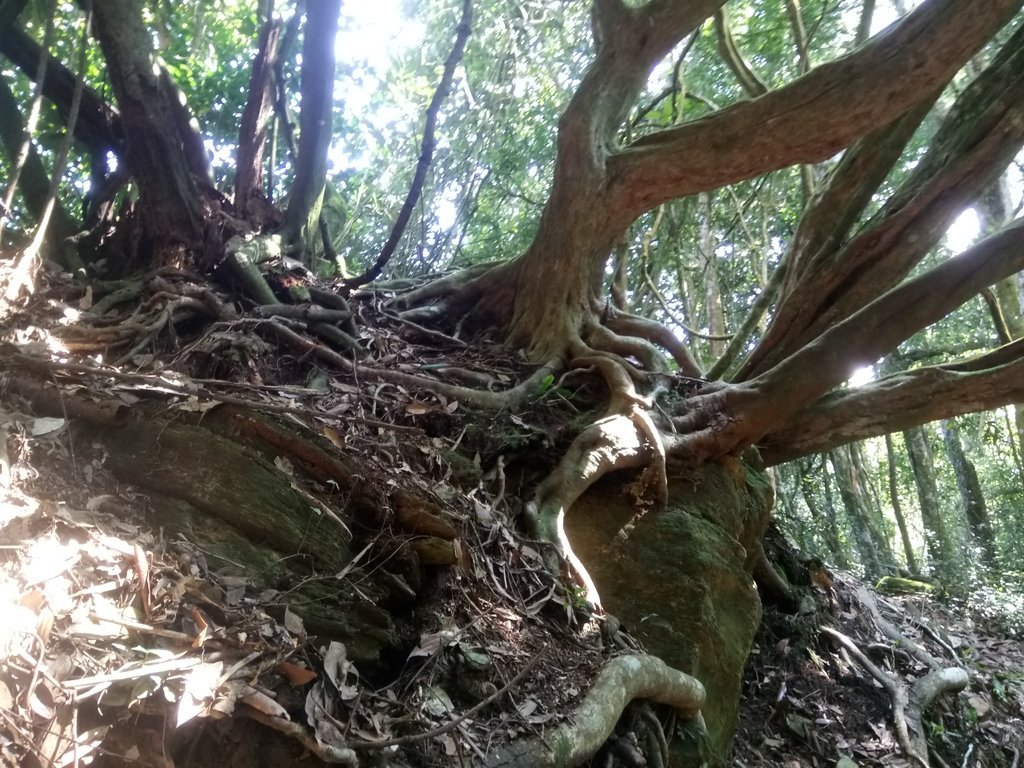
[734,570,1024,767]
[1,268,1023,767]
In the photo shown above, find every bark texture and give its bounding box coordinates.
[91,0,203,245]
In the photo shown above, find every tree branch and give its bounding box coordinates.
[742,20,1024,377]
[0,13,122,157]
[714,7,767,97]
[608,0,1022,217]
[760,340,1024,464]
[343,0,472,290]
[756,217,1024,405]
[669,220,1024,464]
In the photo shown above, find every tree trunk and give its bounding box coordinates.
[903,425,957,580]
[941,419,997,572]
[235,17,282,224]
[283,0,342,261]
[565,458,773,765]
[850,441,895,565]
[828,446,887,579]
[91,0,203,246]
[884,432,920,575]
[798,456,847,567]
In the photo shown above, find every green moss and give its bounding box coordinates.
[875,576,936,595]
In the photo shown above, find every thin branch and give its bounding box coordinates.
[714,7,767,97]
[785,0,811,74]
[343,0,473,290]
[349,652,544,749]
[706,256,787,380]
[0,0,55,244]
[855,0,877,47]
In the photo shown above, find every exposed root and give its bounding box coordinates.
[585,321,669,374]
[574,355,668,505]
[603,310,702,376]
[523,411,652,603]
[853,585,946,671]
[821,626,968,767]
[752,542,802,612]
[390,261,499,321]
[484,654,706,768]
[526,346,670,604]
[258,319,563,410]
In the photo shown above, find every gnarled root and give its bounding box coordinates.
[525,349,669,605]
[484,654,706,768]
[821,627,968,767]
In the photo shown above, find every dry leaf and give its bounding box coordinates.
[283,607,305,636]
[323,425,345,449]
[278,661,317,687]
[242,687,289,718]
[176,662,223,726]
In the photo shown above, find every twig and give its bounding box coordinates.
[350,650,545,749]
[243,709,358,765]
[85,612,193,644]
[63,652,228,689]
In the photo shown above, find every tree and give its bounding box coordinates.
[3,0,1024,765]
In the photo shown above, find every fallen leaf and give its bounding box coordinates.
[278,661,317,687]
[242,687,289,718]
[176,662,223,726]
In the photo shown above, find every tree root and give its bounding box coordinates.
[752,542,802,612]
[484,654,706,768]
[242,708,358,766]
[853,585,945,671]
[256,318,563,410]
[525,349,670,604]
[821,626,968,767]
[603,309,702,377]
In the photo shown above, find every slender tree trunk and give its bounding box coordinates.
[774,466,806,549]
[235,17,281,220]
[903,425,957,579]
[817,461,849,568]
[798,456,847,567]
[828,446,884,578]
[700,192,727,359]
[977,177,1024,451]
[941,419,997,571]
[0,76,78,248]
[850,440,895,566]
[884,432,919,575]
[283,0,342,261]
